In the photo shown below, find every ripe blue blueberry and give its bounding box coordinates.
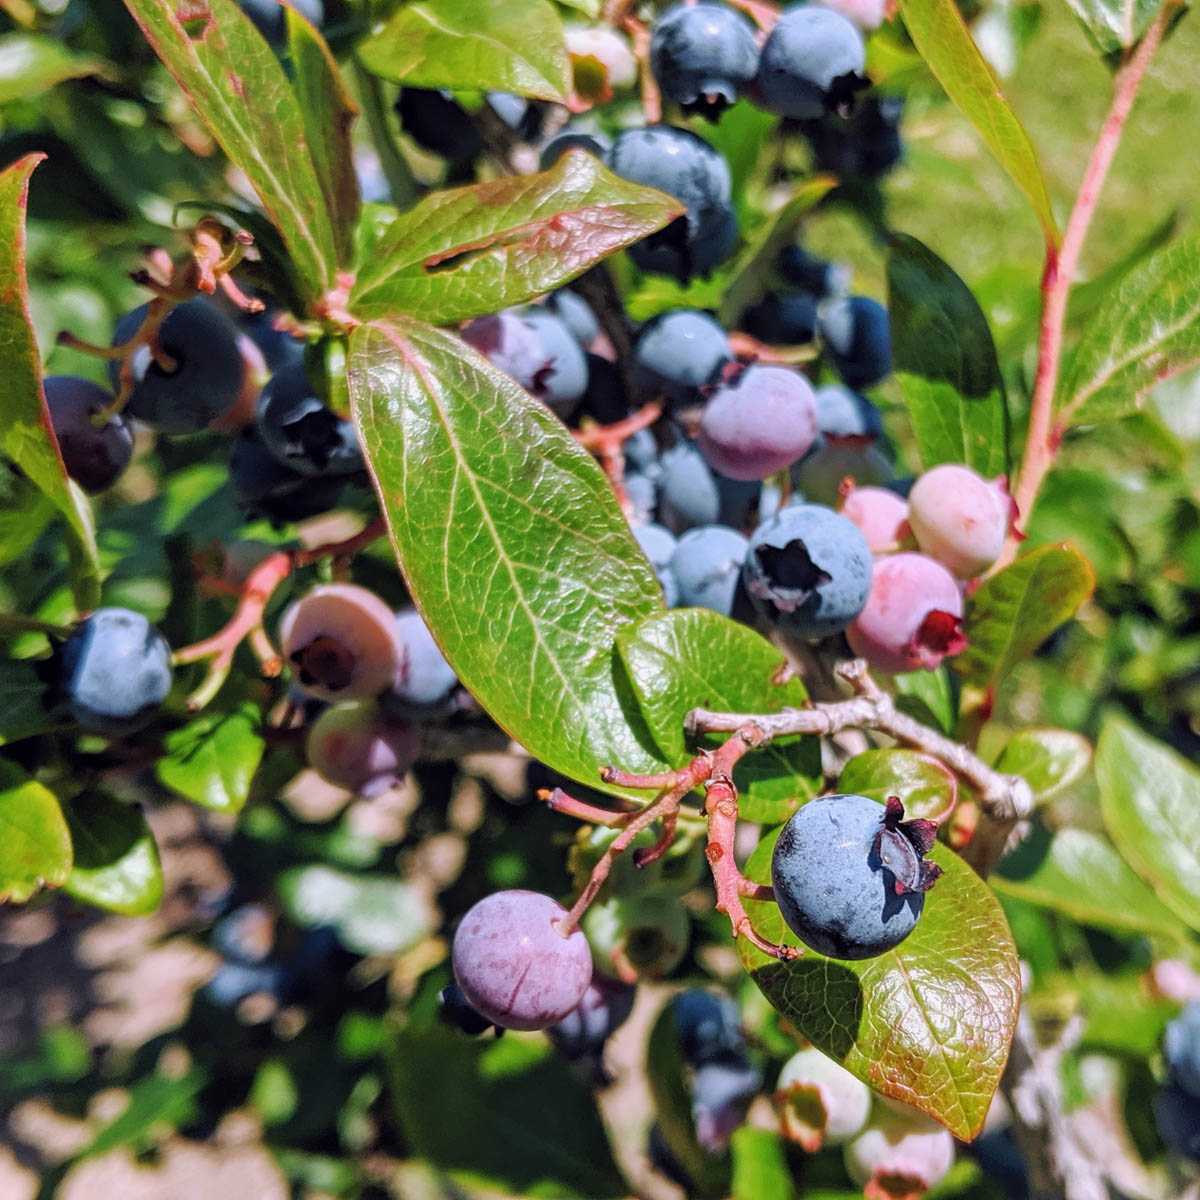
[650,1,760,120]
[256,361,363,477]
[635,309,732,408]
[670,525,750,615]
[228,428,350,525]
[44,375,133,494]
[1164,1000,1200,1097]
[109,299,244,433]
[754,5,868,119]
[743,292,818,345]
[658,440,721,532]
[522,308,590,415]
[671,988,746,1066]
[383,608,459,718]
[539,129,612,170]
[818,295,892,389]
[743,502,872,638]
[395,89,484,164]
[633,522,681,607]
[540,290,600,348]
[625,471,659,525]
[777,244,851,297]
[607,127,735,281]
[58,607,173,734]
[771,794,941,959]
[547,976,637,1060]
[462,311,550,394]
[814,384,883,441]
[1155,1082,1200,1162]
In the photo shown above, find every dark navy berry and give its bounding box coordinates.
[658,440,721,532]
[1155,1082,1200,1162]
[239,0,322,45]
[777,245,850,297]
[578,354,630,426]
[804,94,904,180]
[396,89,484,164]
[670,525,749,615]
[256,361,363,477]
[754,5,868,119]
[547,976,636,1059]
[539,129,612,170]
[1165,1000,1200,1097]
[44,375,133,494]
[607,127,734,282]
[58,608,172,734]
[229,428,349,524]
[109,299,244,433]
[650,1,760,120]
[771,794,941,959]
[742,292,818,344]
[671,988,746,1066]
[633,522,680,607]
[818,295,892,389]
[634,309,732,407]
[743,502,872,638]
[438,983,497,1037]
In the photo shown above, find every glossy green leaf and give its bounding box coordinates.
[740,826,1020,1140]
[993,728,1092,801]
[992,823,1186,937]
[61,793,163,916]
[1095,713,1200,931]
[1064,0,1162,55]
[156,702,265,812]
[0,154,100,610]
[0,759,72,903]
[616,609,822,825]
[286,8,359,267]
[0,33,104,105]
[349,315,667,796]
[957,544,1094,689]
[1057,237,1200,427]
[122,0,340,295]
[836,749,957,823]
[887,233,1009,476]
[278,865,431,956]
[350,152,683,322]
[893,666,957,734]
[359,0,571,102]
[896,0,1058,243]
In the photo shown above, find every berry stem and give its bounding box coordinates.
[1001,2,1180,568]
[0,611,75,640]
[540,786,635,827]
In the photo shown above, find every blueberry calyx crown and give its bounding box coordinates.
[873,796,942,896]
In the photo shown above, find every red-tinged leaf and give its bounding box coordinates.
[122,0,341,297]
[0,154,100,610]
[349,151,684,323]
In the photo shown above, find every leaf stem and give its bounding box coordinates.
[1003,4,1179,564]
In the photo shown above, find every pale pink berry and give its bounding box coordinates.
[305,700,419,796]
[907,464,1012,579]
[841,486,911,553]
[844,1106,955,1197]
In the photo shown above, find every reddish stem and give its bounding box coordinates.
[540,786,634,827]
[1000,4,1178,567]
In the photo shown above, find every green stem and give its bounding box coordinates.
[0,612,74,639]
[352,60,419,210]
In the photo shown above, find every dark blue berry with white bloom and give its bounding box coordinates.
[818,295,892,389]
[670,525,750,615]
[650,2,760,120]
[256,361,363,477]
[635,309,732,407]
[754,5,868,120]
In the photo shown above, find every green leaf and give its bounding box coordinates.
[731,1127,796,1200]
[277,865,431,956]
[359,0,571,102]
[1064,0,1162,55]
[0,759,72,903]
[1095,713,1200,931]
[0,154,101,610]
[349,315,667,796]
[0,657,55,746]
[384,1025,625,1197]
[616,610,822,825]
[896,0,1058,243]
[0,33,104,104]
[1056,237,1200,427]
[350,152,683,322]
[286,9,359,268]
[740,826,1020,1141]
[61,793,163,916]
[156,702,265,812]
[886,233,1009,476]
[957,543,1094,689]
[892,666,957,734]
[1036,970,1175,1055]
[993,728,1092,802]
[993,823,1186,937]
[122,0,341,296]
[836,749,957,823]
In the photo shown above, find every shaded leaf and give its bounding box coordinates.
[61,793,163,916]
[359,0,571,102]
[896,0,1058,243]
[156,702,265,812]
[740,825,1019,1141]
[0,154,101,609]
[1057,237,1200,427]
[350,152,683,322]
[1095,713,1200,931]
[286,8,359,267]
[993,823,1186,937]
[957,543,1094,689]
[0,759,72,903]
[837,749,957,824]
[0,33,104,104]
[122,0,340,295]
[892,666,957,734]
[1064,0,1162,55]
[1035,970,1176,1055]
[616,609,822,825]
[887,233,1009,476]
[349,315,667,796]
[993,728,1092,802]
[0,657,54,746]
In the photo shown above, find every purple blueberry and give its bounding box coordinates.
[771,794,941,959]
[754,5,868,119]
[461,311,550,394]
[44,375,133,494]
[650,1,760,120]
[522,308,589,415]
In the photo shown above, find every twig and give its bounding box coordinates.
[575,401,662,515]
[1000,2,1180,567]
[686,659,1033,876]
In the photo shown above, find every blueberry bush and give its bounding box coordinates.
[2,0,1200,1196]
